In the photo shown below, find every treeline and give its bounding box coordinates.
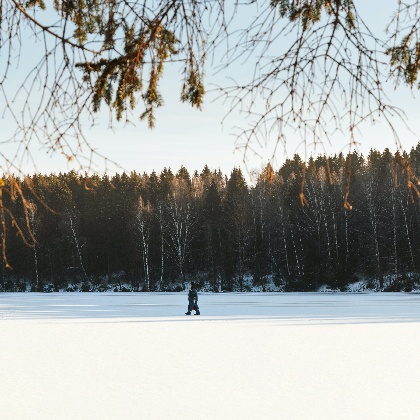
[1,144,420,292]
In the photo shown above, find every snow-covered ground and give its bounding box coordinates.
[1,292,420,419]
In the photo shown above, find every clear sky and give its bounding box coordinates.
[1,0,420,180]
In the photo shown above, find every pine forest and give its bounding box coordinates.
[2,145,420,293]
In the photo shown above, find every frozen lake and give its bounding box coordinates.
[2,291,420,323]
[1,292,420,419]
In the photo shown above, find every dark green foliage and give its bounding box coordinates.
[272,0,355,31]
[66,3,203,127]
[1,144,420,292]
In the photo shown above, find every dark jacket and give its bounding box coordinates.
[188,288,198,302]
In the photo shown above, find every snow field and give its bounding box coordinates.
[1,293,420,420]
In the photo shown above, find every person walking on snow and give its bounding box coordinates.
[185,282,200,315]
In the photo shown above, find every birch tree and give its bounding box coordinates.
[64,206,87,280]
[165,177,196,283]
[27,202,40,291]
[135,197,152,291]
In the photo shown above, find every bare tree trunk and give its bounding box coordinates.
[136,198,152,291]
[290,228,301,278]
[158,204,165,291]
[399,196,415,272]
[297,222,305,278]
[69,215,87,280]
[279,208,291,279]
[391,188,398,281]
[33,240,39,291]
[344,209,349,265]
[166,190,195,284]
[218,229,223,292]
[366,177,382,288]
[329,196,339,270]
[140,223,150,291]
[29,204,40,291]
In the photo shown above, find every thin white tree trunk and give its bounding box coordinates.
[69,215,87,279]
[29,208,40,290]
[399,196,415,272]
[391,189,398,280]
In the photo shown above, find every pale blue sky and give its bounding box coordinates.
[2,0,420,179]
